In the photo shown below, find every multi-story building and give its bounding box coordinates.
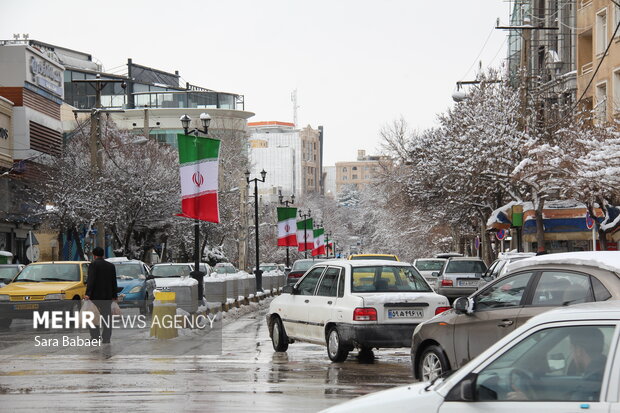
[335,150,391,195]
[576,0,620,123]
[247,121,323,201]
[323,165,336,198]
[507,0,577,125]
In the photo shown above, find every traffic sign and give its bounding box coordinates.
[496,229,507,240]
[26,245,40,262]
[586,212,595,230]
[474,236,480,250]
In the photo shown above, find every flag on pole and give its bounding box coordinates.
[177,133,221,223]
[277,207,298,246]
[312,228,325,256]
[297,218,314,251]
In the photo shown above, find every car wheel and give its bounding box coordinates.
[418,345,450,382]
[271,316,289,352]
[327,327,349,362]
[0,318,12,330]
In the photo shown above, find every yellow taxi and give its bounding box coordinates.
[0,261,90,329]
[347,254,400,261]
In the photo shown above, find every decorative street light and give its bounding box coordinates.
[298,209,311,259]
[179,113,211,301]
[246,169,267,291]
[278,190,295,268]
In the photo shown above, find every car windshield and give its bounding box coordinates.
[14,264,80,282]
[0,266,20,280]
[445,260,487,274]
[260,265,277,272]
[351,265,431,293]
[292,261,315,271]
[114,263,144,279]
[151,265,191,278]
[415,260,445,271]
[215,265,236,274]
[350,255,397,261]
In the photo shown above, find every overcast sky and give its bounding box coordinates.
[1,0,510,165]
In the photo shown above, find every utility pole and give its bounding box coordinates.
[298,209,311,259]
[238,176,248,271]
[73,75,126,255]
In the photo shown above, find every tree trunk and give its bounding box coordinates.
[73,227,86,261]
[535,199,546,253]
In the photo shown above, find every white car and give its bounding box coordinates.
[267,260,450,362]
[150,263,193,289]
[322,300,620,412]
[412,258,446,289]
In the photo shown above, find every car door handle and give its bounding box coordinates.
[327,301,333,305]
[498,319,514,327]
[304,299,309,303]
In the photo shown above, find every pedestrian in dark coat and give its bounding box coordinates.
[84,247,118,343]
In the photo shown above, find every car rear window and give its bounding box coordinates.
[445,260,487,274]
[152,265,191,277]
[292,261,314,271]
[415,260,445,271]
[351,265,431,293]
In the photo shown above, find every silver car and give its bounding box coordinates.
[412,258,446,289]
[435,257,487,301]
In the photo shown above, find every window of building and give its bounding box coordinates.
[352,166,357,171]
[342,167,347,173]
[365,175,371,179]
[614,69,620,112]
[342,176,348,181]
[364,166,369,170]
[596,81,607,122]
[615,3,620,37]
[352,174,358,179]
[596,8,608,55]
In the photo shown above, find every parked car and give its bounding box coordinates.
[412,258,446,289]
[483,252,536,281]
[0,264,24,286]
[108,258,155,314]
[286,258,327,285]
[150,263,193,289]
[180,262,212,276]
[348,254,399,261]
[435,257,487,301]
[267,260,450,362]
[411,251,620,382]
[322,300,620,412]
[212,262,238,275]
[434,252,463,259]
[0,261,90,329]
[259,263,280,273]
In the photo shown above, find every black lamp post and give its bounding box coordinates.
[298,209,311,259]
[179,113,211,301]
[246,169,267,291]
[325,231,332,258]
[278,190,295,268]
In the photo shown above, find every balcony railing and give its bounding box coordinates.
[581,61,594,75]
[132,90,244,111]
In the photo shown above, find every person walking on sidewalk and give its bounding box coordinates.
[84,247,118,344]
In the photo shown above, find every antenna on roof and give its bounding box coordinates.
[291,89,299,127]
[22,33,29,40]
[13,34,20,40]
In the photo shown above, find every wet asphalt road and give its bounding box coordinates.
[0,301,416,412]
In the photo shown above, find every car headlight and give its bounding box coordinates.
[129,286,143,294]
[45,293,64,300]
[0,294,9,301]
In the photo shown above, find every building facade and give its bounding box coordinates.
[576,0,620,122]
[247,121,323,201]
[335,149,391,195]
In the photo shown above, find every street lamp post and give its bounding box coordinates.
[246,169,267,291]
[325,231,332,259]
[278,191,295,268]
[298,209,311,259]
[180,113,211,301]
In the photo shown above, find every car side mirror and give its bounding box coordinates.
[445,373,477,402]
[282,285,294,294]
[453,296,473,314]
[431,271,439,277]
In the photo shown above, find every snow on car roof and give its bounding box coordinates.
[509,251,620,274]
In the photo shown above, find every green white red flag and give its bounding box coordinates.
[312,228,325,256]
[277,207,298,246]
[297,218,314,251]
[176,133,221,223]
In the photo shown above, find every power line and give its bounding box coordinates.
[460,25,497,81]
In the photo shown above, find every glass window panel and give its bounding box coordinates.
[532,271,593,306]
[298,267,324,295]
[476,272,533,311]
[316,267,340,297]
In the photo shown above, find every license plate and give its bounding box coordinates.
[388,309,423,319]
[458,280,479,287]
[14,303,39,310]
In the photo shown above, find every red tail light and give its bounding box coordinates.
[435,306,451,315]
[353,307,377,321]
[441,279,453,287]
[288,272,303,279]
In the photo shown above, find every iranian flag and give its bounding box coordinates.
[277,207,298,246]
[312,228,326,257]
[177,133,221,223]
[297,218,314,251]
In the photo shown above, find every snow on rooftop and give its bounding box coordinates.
[509,251,620,274]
